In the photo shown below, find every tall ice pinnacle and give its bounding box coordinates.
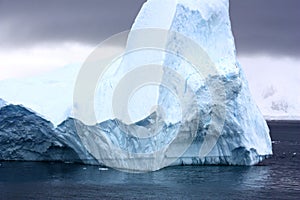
[125,0,273,165]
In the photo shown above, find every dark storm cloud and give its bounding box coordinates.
[230,0,300,56]
[0,0,299,56]
[0,0,146,46]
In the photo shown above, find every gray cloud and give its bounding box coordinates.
[0,0,299,57]
[0,0,145,46]
[230,0,300,56]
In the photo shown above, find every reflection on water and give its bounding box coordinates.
[0,124,299,199]
[0,162,271,186]
[0,162,292,199]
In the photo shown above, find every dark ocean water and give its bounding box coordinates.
[0,121,299,200]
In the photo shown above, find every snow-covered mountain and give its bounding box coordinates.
[258,85,300,120]
[240,56,300,121]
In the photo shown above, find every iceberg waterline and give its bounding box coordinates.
[0,103,270,166]
[0,0,272,170]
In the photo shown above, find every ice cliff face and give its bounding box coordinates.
[0,0,272,170]
[124,0,272,166]
[0,104,96,163]
[0,104,178,166]
[0,104,76,162]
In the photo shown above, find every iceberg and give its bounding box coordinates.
[0,0,272,171]
[72,0,272,170]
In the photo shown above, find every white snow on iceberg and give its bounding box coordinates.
[72,0,272,170]
[0,0,273,171]
[0,64,80,125]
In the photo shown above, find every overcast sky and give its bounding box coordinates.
[0,0,299,118]
[0,0,299,57]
